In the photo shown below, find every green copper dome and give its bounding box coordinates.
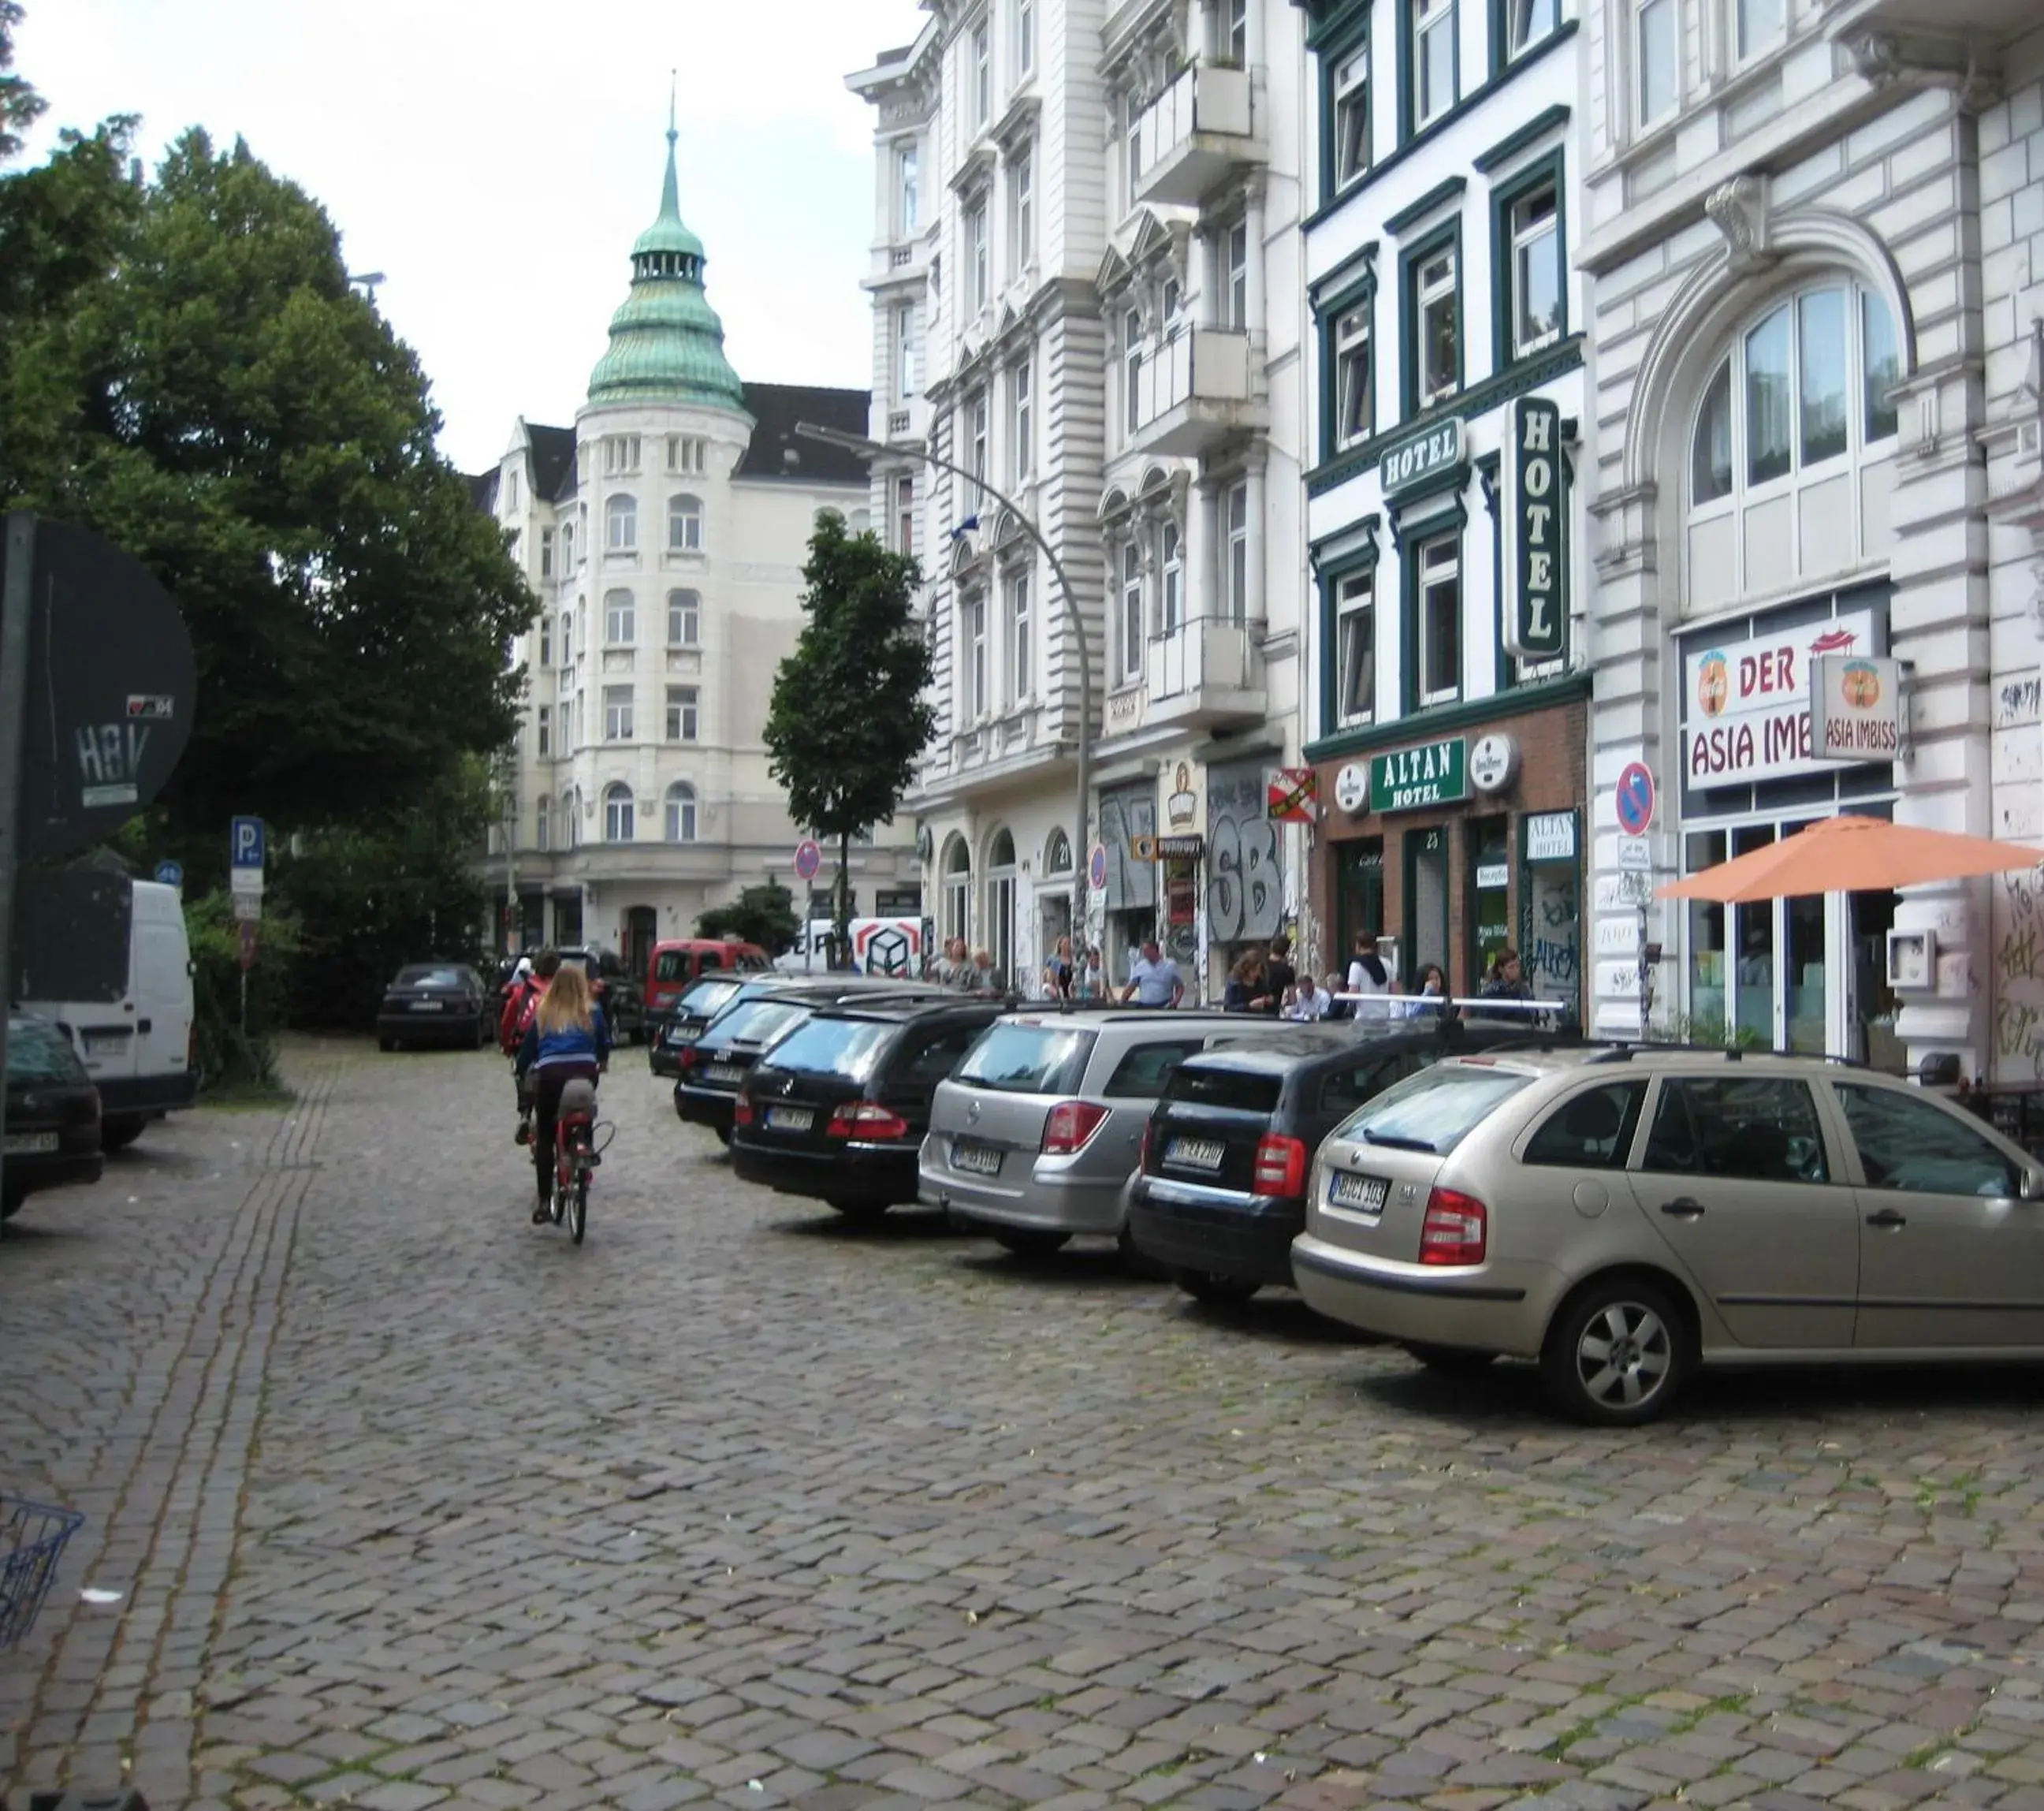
[587,124,749,413]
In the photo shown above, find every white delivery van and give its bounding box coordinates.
[19,879,197,1150]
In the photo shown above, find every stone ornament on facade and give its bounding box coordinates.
[1703,174,1775,274]
[1844,31,2001,110]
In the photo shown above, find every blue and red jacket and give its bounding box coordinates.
[515,1007,612,1077]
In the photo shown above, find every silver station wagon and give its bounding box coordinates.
[1291,1045,2044,1425]
[921,1009,1286,1258]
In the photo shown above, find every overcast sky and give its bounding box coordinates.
[15,0,924,474]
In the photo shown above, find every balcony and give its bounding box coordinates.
[1821,0,2034,47]
[863,235,928,294]
[875,397,929,444]
[1131,62,1265,209]
[1126,327,1266,459]
[1141,619,1265,731]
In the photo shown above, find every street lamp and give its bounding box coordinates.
[346,270,386,305]
[792,421,1096,941]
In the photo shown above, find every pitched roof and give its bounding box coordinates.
[467,468,498,511]
[527,424,577,503]
[735,382,872,485]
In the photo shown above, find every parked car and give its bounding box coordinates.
[921,1009,1291,1258]
[1290,1045,2044,1425]
[1128,1019,1536,1306]
[732,997,1011,1217]
[3,1012,104,1220]
[646,939,771,1034]
[376,963,494,1050]
[18,877,195,1152]
[650,974,755,1076]
[557,945,646,1044]
[674,981,936,1143]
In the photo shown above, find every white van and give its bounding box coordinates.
[20,879,196,1150]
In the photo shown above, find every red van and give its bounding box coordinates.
[646,939,770,1027]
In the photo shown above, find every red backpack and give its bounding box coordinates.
[500,977,545,1054]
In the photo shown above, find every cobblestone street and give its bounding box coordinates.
[8,1040,2044,1811]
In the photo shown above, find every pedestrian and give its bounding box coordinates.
[1041,933,1075,1001]
[969,947,1000,992]
[1223,948,1272,1013]
[1405,961,1452,1019]
[1346,931,1392,1020]
[1481,947,1532,1003]
[1324,972,1353,1022]
[1264,933,1297,1018]
[1283,973,1330,1021]
[1120,937,1185,1008]
[501,948,557,1061]
[1074,945,1105,1000]
[932,936,965,986]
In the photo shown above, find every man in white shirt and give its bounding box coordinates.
[1121,939,1185,1008]
[1346,931,1391,997]
[1283,974,1330,1021]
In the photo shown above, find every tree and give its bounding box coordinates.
[0,1,44,159]
[697,881,800,956]
[764,514,933,966]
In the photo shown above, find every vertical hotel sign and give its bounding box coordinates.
[1500,396,1565,661]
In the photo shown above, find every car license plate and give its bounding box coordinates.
[83,1031,127,1055]
[706,1064,744,1084]
[765,1105,813,1133]
[1165,1136,1226,1171]
[1329,1171,1389,1213]
[951,1138,1001,1175]
[408,1000,444,1012]
[3,1132,58,1155]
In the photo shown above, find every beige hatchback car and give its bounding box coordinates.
[1291,1046,2044,1424]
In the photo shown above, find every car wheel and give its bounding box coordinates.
[1541,1278,1688,1425]
[1115,1224,1168,1279]
[1174,1269,1260,1306]
[992,1228,1070,1258]
[101,1115,147,1153]
[1406,1343,1497,1375]
[828,1199,889,1221]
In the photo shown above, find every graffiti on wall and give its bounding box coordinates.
[1205,762,1282,945]
[1098,787,1157,913]
[1995,868,2044,1080]
[1522,869,1581,1004]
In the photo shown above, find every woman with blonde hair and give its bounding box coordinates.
[514,961,612,1222]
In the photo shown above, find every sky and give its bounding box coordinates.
[14,0,925,475]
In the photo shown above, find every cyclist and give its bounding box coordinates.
[508,948,562,1139]
[513,961,610,1223]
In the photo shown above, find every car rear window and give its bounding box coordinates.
[675,978,743,1018]
[1163,1065,1285,1114]
[396,966,464,988]
[762,1015,899,1082]
[1103,1038,1208,1099]
[6,1017,86,1084]
[653,950,694,982]
[1335,1062,1536,1155]
[710,999,811,1047]
[953,1023,1096,1095]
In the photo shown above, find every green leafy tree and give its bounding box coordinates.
[698,881,801,956]
[0,1,44,158]
[764,515,933,965]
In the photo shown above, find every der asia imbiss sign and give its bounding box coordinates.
[1681,610,1890,788]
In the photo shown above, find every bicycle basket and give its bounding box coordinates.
[1,1496,85,1649]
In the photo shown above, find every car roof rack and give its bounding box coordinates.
[1583,1042,1870,1068]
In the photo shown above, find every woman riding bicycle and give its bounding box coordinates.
[514,962,611,1223]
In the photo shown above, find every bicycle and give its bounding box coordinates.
[547,1077,609,1246]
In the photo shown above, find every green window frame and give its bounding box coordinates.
[1397,500,1469,714]
[1399,220,1465,418]
[1489,0,1563,77]
[1316,539,1381,740]
[1315,268,1377,466]
[1315,13,1372,207]
[1488,150,1568,378]
[1398,0,1461,146]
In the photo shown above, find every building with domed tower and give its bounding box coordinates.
[473,118,921,975]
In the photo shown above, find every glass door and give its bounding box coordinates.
[1336,838,1384,970]
[1406,825,1450,987]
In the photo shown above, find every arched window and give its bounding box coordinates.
[603,782,635,843]
[667,588,700,646]
[1043,826,1073,875]
[665,781,698,843]
[560,789,577,851]
[1686,280,1901,609]
[605,494,637,552]
[987,829,1017,988]
[559,609,573,662]
[940,833,971,945]
[1159,520,1183,634]
[668,494,703,553]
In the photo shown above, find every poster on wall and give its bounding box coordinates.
[1206,760,1283,945]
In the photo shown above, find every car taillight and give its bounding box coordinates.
[1041,1101,1108,1156]
[828,1102,911,1141]
[1418,1187,1487,1266]
[1139,1119,1154,1172]
[677,1043,699,1071]
[734,1092,755,1127]
[1253,1133,1309,1198]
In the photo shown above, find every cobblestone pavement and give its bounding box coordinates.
[8,1041,2044,1811]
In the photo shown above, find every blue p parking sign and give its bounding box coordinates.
[230,815,266,872]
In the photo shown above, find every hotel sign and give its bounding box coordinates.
[1379,418,1466,500]
[1368,737,1467,813]
[1500,396,1565,661]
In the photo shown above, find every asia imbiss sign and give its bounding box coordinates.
[1681,609,1893,788]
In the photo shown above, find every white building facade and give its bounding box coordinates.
[1296,0,1593,1011]
[476,130,919,974]
[1579,0,2038,1074]
[851,0,1312,1000]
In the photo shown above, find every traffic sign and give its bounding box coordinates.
[232,892,261,924]
[230,815,266,873]
[1614,762,1656,837]
[154,860,184,889]
[793,838,822,881]
[1087,843,1108,891]
[1617,835,1652,872]
[236,920,259,971]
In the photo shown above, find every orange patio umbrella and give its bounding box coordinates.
[1656,813,2043,904]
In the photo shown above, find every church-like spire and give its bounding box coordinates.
[586,102,749,414]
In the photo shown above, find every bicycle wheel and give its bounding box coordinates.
[569,1167,588,1245]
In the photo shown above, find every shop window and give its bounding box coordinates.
[1685,281,1902,608]
[1335,567,1376,727]
[1520,810,1580,1010]
[1469,818,1511,991]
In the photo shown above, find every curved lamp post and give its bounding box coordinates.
[793,421,1096,941]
